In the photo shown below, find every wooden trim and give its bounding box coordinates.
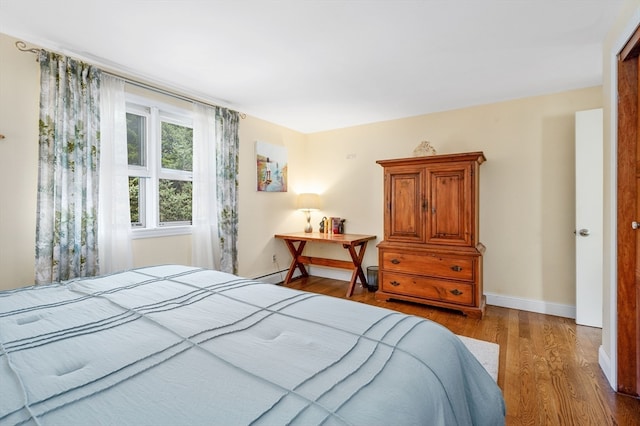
[297,256,353,269]
[619,24,640,61]
[617,48,640,396]
[376,151,486,167]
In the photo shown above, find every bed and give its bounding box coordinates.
[0,264,505,425]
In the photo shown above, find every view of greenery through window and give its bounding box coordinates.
[159,122,193,224]
[126,112,193,227]
[126,113,144,225]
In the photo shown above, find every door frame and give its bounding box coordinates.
[616,23,640,397]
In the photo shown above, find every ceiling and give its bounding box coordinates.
[0,0,624,133]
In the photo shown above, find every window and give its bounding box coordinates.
[126,97,193,236]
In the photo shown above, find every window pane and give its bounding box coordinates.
[126,113,145,166]
[159,179,192,224]
[161,122,193,171]
[129,177,144,227]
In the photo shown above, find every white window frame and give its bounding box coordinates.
[126,93,194,239]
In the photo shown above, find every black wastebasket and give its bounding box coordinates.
[366,266,379,292]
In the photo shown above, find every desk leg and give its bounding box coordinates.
[282,239,308,284]
[345,241,369,297]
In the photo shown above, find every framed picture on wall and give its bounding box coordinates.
[256,141,288,192]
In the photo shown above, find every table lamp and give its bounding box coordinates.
[297,193,320,233]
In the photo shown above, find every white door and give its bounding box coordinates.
[575,108,603,327]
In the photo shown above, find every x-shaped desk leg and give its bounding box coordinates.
[283,239,308,283]
[345,241,369,297]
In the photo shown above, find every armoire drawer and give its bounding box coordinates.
[380,272,474,306]
[381,250,474,282]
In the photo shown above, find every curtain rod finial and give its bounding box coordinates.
[15,40,40,59]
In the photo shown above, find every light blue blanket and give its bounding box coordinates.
[0,265,505,425]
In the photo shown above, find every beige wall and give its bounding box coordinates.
[0,30,604,317]
[0,34,40,288]
[3,4,637,390]
[600,0,640,387]
[0,32,308,289]
[305,88,602,306]
[237,115,307,279]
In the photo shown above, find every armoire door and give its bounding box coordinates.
[384,166,425,243]
[425,162,473,246]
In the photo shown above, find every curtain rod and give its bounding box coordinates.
[15,40,246,119]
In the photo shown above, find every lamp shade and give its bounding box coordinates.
[296,193,320,211]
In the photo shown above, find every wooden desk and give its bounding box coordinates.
[274,232,377,297]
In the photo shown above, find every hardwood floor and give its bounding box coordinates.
[281,276,640,426]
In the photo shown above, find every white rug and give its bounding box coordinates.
[457,335,500,382]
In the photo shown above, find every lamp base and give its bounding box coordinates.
[304,212,312,233]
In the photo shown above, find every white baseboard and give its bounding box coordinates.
[485,292,576,319]
[598,345,616,391]
[252,269,293,284]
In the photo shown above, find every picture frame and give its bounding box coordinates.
[256,141,288,192]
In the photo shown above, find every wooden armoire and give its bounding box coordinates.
[376,152,486,318]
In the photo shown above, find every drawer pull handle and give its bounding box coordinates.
[390,280,400,286]
[450,289,463,296]
[450,265,463,272]
[391,259,400,264]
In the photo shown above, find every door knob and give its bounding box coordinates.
[578,229,590,237]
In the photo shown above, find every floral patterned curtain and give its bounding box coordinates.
[215,107,239,274]
[35,50,101,284]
